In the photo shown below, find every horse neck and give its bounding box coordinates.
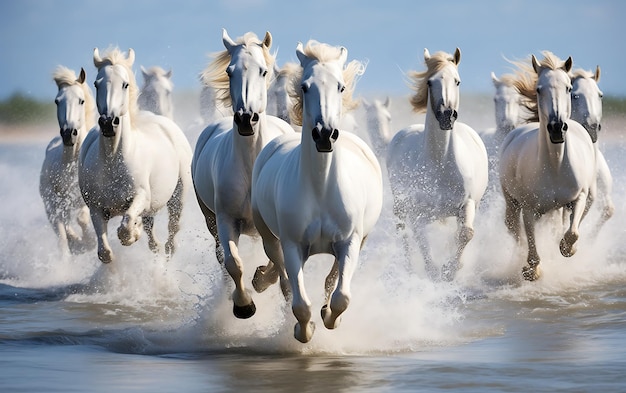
[423,101,452,161]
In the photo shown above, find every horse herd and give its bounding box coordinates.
[38,29,612,343]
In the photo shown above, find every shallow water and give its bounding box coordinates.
[1,105,626,392]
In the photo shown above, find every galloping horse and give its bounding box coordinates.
[499,52,596,281]
[570,66,614,237]
[40,66,96,256]
[138,65,174,119]
[191,30,294,319]
[386,48,488,281]
[251,40,383,343]
[79,47,192,264]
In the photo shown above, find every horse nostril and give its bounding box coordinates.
[598,124,602,131]
[251,113,259,122]
[112,117,120,126]
[562,123,568,131]
[73,129,78,136]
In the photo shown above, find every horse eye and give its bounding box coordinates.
[226,65,235,77]
[599,93,604,99]
[122,82,129,89]
[301,83,308,93]
[427,80,432,87]
[572,94,579,100]
[261,69,268,77]
[339,84,346,93]
[456,80,460,86]
[566,87,572,94]
[79,99,85,105]
[54,98,60,105]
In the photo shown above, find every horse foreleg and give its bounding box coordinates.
[442,200,476,281]
[415,223,439,281]
[75,206,96,252]
[283,243,314,343]
[118,190,148,247]
[90,210,113,263]
[560,192,588,258]
[522,209,541,281]
[217,216,255,319]
[321,238,360,331]
[503,189,521,242]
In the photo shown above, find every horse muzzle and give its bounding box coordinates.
[547,120,568,144]
[234,111,259,136]
[435,108,458,131]
[98,115,119,138]
[60,127,78,146]
[312,126,339,153]
[581,121,600,143]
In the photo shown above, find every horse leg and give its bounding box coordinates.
[76,206,96,252]
[251,209,282,294]
[164,178,184,256]
[442,200,476,282]
[559,193,589,258]
[195,190,224,263]
[503,189,521,241]
[283,242,314,343]
[392,199,415,274]
[118,190,148,247]
[415,222,439,281]
[216,215,256,319]
[321,238,361,331]
[522,209,541,281]
[52,218,71,258]
[90,210,114,263]
[142,216,160,253]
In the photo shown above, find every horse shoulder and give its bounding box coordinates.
[339,132,382,177]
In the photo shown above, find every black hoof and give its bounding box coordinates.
[233,301,256,319]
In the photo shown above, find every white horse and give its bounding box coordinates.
[570,66,614,237]
[362,96,392,159]
[499,52,596,281]
[138,65,174,119]
[251,41,383,343]
[386,48,488,281]
[267,61,299,123]
[191,30,294,319]
[79,47,192,264]
[39,66,96,256]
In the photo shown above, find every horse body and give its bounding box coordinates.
[499,52,596,281]
[79,48,192,264]
[191,30,294,319]
[386,48,488,281]
[570,66,613,236]
[252,41,383,343]
[39,66,96,256]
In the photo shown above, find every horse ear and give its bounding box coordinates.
[338,47,348,66]
[296,42,308,67]
[262,31,272,49]
[384,96,391,108]
[563,56,573,72]
[531,54,540,74]
[453,48,461,65]
[93,48,102,66]
[595,65,601,82]
[222,28,236,51]
[166,68,173,79]
[127,48,135,65]
[140,65,148,79]
[423,48,431,61]
[78,67,86,84]
[491,71,499,85]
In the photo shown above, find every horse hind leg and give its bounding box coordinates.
[195,189,224,263]
[164,178,184,256]
[142,216,160,254]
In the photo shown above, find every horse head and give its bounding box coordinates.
[296,41,348,153]
[491,72,521,134]
[93,47,136,138]
[425,48,461,131]
[571,65,602,143]
[532,54,573,144]
[222,29,272,136]
[54,67,88,146]
[139,65,174,118]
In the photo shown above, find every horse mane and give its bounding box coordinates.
[199,32,276,109]
[93,47,139,119]
[408,50,459,113]
[287,40,365,126]
[570,68,594,81]
[53,66,96,129]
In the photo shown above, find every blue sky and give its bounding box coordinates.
[1,0,624,100]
